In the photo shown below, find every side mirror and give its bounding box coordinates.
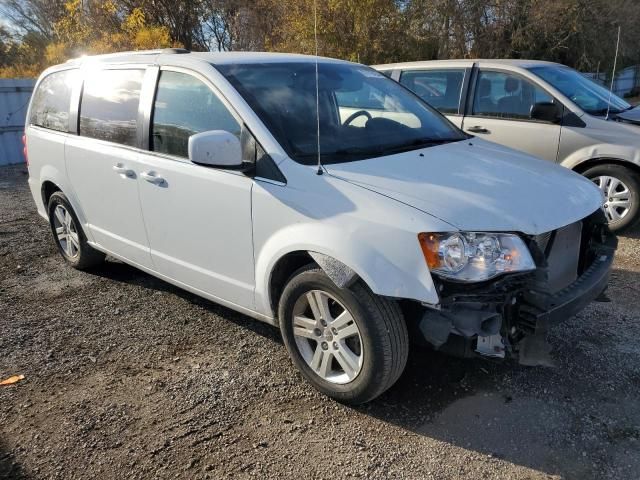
[530,102,561,123]
[188,130,243,168]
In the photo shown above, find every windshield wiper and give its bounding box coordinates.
[328,138,460,158]
[380,137,462,155]
[588,107,627,116]
[294,137,463,162]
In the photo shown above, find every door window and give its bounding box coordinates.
[29,69,77,132]
[400,69,465,114]
[79,69,144,147]
[151,71,241,158]
[472,71,554,120]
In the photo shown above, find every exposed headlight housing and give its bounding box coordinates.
[418,232,536,282]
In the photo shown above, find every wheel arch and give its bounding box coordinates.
[268,250,317,322]
[41,180,61,208]
[256,225,440,321]
[571,157,640,178]
[267,250,369,323]
[560,142,640,174]
[37,165,94,242]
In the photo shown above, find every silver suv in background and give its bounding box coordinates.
[374,60,640,232]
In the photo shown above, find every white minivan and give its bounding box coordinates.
[26,50,616,404]
[374,59,640,232]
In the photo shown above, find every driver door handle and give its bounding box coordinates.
[467,126,490,134]
[112,163,135,178]
[140,171,166,185]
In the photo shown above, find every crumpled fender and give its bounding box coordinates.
[253,222,441,318]
[251,172,452,319]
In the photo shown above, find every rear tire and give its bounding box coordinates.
[47,191,105,270]
[583,164,640,233]
[278,266,409,404]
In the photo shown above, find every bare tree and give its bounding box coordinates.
[0,0,66,38]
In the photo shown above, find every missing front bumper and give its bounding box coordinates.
[520,244,615,332]
[413,212,617,362]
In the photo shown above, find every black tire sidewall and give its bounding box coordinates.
[279,268,391,403]
[583,164,640,232]
[47,192,89,267]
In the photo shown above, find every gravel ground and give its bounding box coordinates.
[1,164,639,479]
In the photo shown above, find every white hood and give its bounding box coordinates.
[327,139,603,235]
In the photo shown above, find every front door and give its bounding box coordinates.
[137,68,255,308]
[462,69,562,161]
[65,67,152,268]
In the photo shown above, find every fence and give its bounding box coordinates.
[0,79,35,166]
[585,65,640,99]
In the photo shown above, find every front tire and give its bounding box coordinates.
[47,191,105,270]
[278,266,409,404]
[583,164,640,233]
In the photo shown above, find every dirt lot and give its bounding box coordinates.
[1,164,639,479]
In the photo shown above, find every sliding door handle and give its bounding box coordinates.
[140,171,166,185]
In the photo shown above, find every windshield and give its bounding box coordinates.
[216,62,467,164]
[528,65,631,116]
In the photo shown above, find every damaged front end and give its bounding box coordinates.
[410,210,617,365]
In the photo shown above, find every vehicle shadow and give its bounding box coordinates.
[355,349,569,474]
[621,225,640,240]
[0,437,30,479]
[84,259,283,345]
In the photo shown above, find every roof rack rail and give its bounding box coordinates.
[162,48,191,54]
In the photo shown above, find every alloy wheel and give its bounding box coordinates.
[52,204,80,258]
[291,290,363,384]
[592,175,633,223]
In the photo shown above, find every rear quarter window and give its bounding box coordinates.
[400,69,465,114]
[29,69,77,132]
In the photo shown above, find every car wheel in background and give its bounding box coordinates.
[278,265,409,404]
[583,164,640,233]
[47,191,106,269]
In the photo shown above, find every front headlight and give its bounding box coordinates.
[418,232,536,282]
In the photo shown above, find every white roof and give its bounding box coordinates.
[63,50,354,67]
[373,59,563,70]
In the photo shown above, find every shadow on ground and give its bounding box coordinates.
[0,437,30,479]
[84,259,282,345]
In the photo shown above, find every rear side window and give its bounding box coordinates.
[29,70,77,132]
[79,69,144,147]
[400,69,465,114]
[151,70,241,158]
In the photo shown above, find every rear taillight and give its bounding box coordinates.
[21,133,28,166]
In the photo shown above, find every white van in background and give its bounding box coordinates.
[374,60,640,232]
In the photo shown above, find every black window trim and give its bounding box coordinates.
[145,65,244,162]
[142,64,287,183]
[398,66,472,117]
[465,66,570,125]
